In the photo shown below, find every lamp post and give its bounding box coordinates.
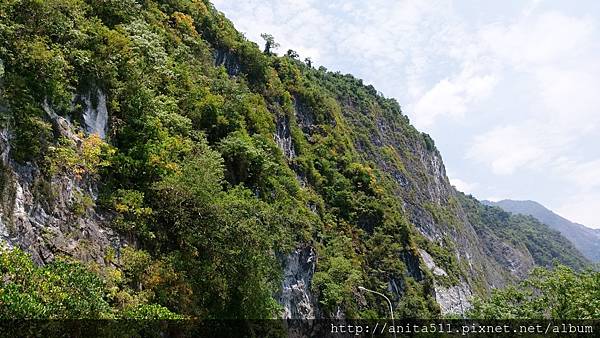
[358,286,396,338]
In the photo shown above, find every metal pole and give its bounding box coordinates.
[359,286,396,338]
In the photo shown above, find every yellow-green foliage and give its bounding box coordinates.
[469,264,600,319]
[46,134,114,179]
[110,189,153,240]
[0,247,181,319]
[0,0,445,320]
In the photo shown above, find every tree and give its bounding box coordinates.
[286,49,299,59]
[468,264,600,319]
[304,57,312,68]
[260,33,280,55]
[0,247,183,319]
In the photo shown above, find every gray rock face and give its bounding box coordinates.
[81,89,108,139]
[419,249,448,277]
[434,282,472,315]
[423,155,447,205]
[7,164,115,264]
[278,247,319,319]
[293,95,316,135]
[274,115,296,160]
[43,99,80,141]
[0,128,10,168]
[0,99,119,265]
[0,129,11,244]
[480,233,535,280]
[419,249,472,315]
[214,49,241,76]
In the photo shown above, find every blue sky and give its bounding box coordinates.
[213,0,600,228]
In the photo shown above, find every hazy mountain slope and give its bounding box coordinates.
[299,70,588,310]
[461,195,589,271]
[485,200,600,262]
[0,0,591,319]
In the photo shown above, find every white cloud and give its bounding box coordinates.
[479,12,594,68]
[466,10,600,176]
[449,177,479,194]
[467,124,550,175]
[412,72,497,128]
[522,0,544,16]
[555,158,600,191]
[535,67,600,130]
[557,192,600,229]
[214,1,600,229]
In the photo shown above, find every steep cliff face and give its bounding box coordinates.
[278,246,319,319]
[80,90,109,140]
[0,0,590,320]
[274,115,296,160]
[0,98,118,265]
[280,73,529,315]
[277,68,587,315]
[214,49,241,76]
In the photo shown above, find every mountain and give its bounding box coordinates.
[461,196,589,271]
[0,0,590,319]
[484,200,600,262]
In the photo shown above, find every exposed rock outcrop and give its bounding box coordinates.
[80,89,109,139]
[274,115,296,160]
[434,282,472,315]
[278,246,320,319]
[0,98,118,265]
[293,95,317,135]
[420,249,472,314]
[214,49,241,76]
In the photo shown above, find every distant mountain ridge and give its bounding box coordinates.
[483,200,600,262]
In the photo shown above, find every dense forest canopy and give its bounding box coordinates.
[0,0,597,321]
[0,0,431,319]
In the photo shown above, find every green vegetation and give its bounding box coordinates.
[312,235,362,315]
[0,0,441,319]
[458,192,589,270]
[0,247,181,319]
[46,134,115,179]
[0,0,592,321]
[469,264,600,319]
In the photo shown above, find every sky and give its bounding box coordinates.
[213,0,600,229]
